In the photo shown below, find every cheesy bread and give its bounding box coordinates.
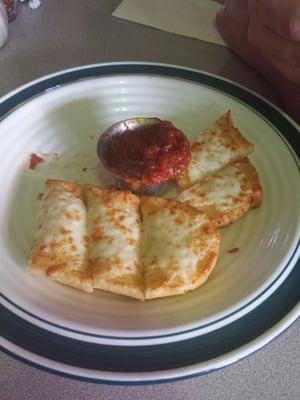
[178,158,263,228]
[29,179,93,292]
[85,185,144,300]
[141,196,220,300]
[177,111,254,190]
[29,106,263,302]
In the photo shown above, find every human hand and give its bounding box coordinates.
[216,0,300,123]
[247,0,300,85]
[0,1,8,48]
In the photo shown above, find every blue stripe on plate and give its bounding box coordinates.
[1,253,299,383]
[1,64,299,157]
[0,64,299,383]
[0,63,299,340]
[2,237,299,340]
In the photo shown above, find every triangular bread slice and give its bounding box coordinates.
[141,196,220,300]
[29,179,93,292]
[177,111,254,190]
[85,185,144,300]
[177,158,263,228]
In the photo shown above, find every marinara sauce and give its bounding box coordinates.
[105,120,191,185]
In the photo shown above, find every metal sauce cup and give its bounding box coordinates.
[97,117,173,196]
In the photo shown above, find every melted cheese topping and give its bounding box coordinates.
[178,158,263,227]
[141,196,220,300]
[85,185,144,300]
[29,180,92,292]
[28,111,263,299]
[177,111,254,190]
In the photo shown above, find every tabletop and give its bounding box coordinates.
[0,1,299,399]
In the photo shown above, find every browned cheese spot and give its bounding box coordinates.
[60,227,71,235]
[175,216,185,225]
[203,224,215,235]
[191,142,202,152]
[91,227,104,242]
[46,264,65,277]
[128,238,137,246]
[64,211,81,221]
[146,268,169,290]
[195,252,216,280]
[83,235,89,244]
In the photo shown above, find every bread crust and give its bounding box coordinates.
[178,158,263,228]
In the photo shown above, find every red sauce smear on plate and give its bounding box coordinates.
[105,121,191,184]
[29,153,44,170]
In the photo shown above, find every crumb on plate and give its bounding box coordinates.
[227,247,239,254]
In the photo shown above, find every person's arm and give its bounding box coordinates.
[0,1,8,48]
[216,0,300,123]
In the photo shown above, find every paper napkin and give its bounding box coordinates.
[112,0,226,47]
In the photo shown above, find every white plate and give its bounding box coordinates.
[0,62,299,372]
